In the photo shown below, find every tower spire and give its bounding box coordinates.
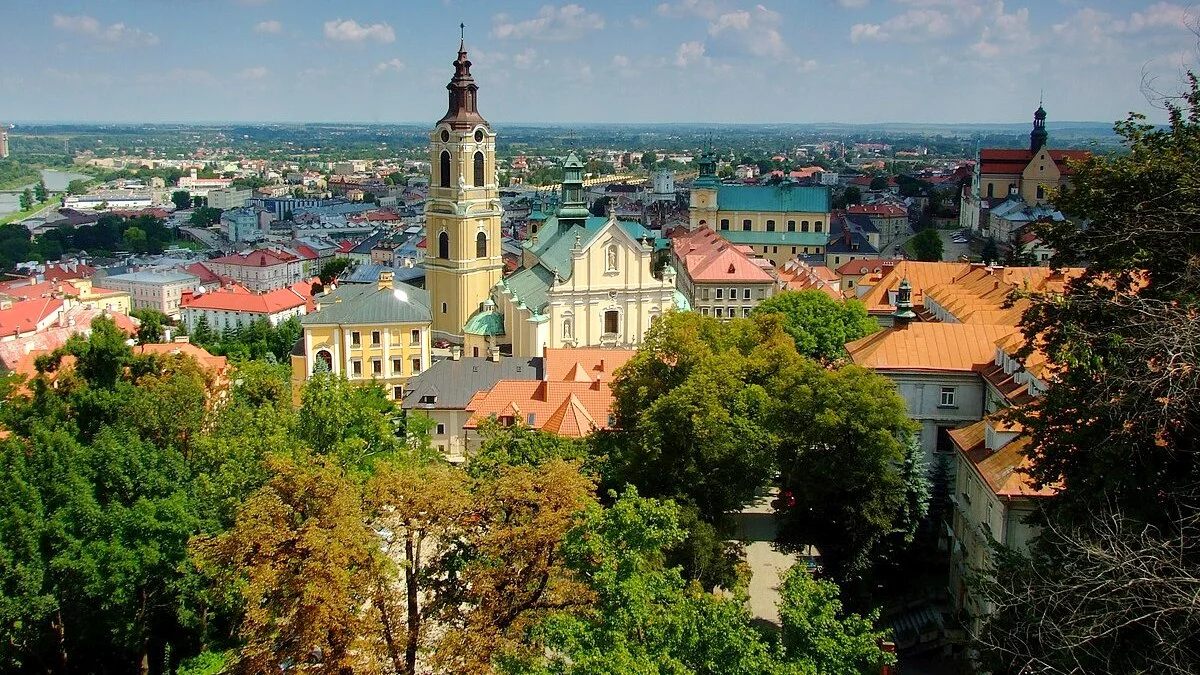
[1030,99,1048,154]
[439,26,488,129]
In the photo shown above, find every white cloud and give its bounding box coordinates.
[838,0,869,7]
[254,20,282,34]
[323,18,395,43]
[849,22,883,42]
[706,5,789,59]
[612,54,631,67]
[491,4,605,41]
[236,66,269,80]
[513,48,538,69]
[51,14,159,47]
[971,4,1033,59]
[373,58,405,75]
[675,40,706,67]
[800,58,818,72]
[1127,2,1190,32]
[655,0,720,20]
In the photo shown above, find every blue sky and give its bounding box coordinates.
[0,0,1195,125]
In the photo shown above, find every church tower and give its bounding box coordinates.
[688,148,719,230]
[425,34,503,343]
[1030,103,1048,154]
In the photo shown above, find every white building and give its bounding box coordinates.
[100,270,199,318]
[202,248,304,292]
[180,282,309,333]
[64,192,153,211]
[207,187,252,210]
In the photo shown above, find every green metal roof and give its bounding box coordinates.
[716,184,830,213]
[303,282,431,326]
[501,265,554,315]
[464,309,505,336]
[672,289,692,312]
[718,230,829,247]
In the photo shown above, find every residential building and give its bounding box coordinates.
[825,217,880,269]
[959,105,1091,233]
[180,281,311,333]
[0,125,8,158]
[207,187,252,211]
[422,40,679,358]
[689,151,832,267]
[984,191,1064,245]
[775,259,842,299]
[290,271,431,402]
[100,270,199,318]
[670,225,775,319]
[402,351,543,461]
[0,306,139,372]
[219,207,266,244]
[947,417,1053,627]
[202,248,304,292]
[847,203,908,247]
[836,258,898,297]
[0,278,130,315]
[177,169,233,196]
[462,347,636,449]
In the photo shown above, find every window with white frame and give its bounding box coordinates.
[940,386,957,407]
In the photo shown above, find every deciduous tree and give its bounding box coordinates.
[751,290,877,362]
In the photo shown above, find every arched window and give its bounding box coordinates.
[698,220,707,228]
[603,310,619,335]
[720,219,729,230]
[476,231,487,258]
[766,219,776,232]
[473,152,485,187]
[314,349,333,374]
[814,221,823,233]
[742,219,752,231]
[801,220,809,232]
[439,151,451,188]
[438,231,449,259]
[787,220,796,232]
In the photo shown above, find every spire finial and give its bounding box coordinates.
[460,22,465,42]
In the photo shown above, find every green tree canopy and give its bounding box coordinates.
[910,227,943,261]
[171,190,191,210]
[751,290,878,362]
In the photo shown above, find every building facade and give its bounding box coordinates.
[100,270,199,318]
[207,187,252,211]
[180,282,309,333]
[203,249,304,292]
[670,226,775,319]
[688,151,832,267]
[220,207,265,244]
[291,271,431,401]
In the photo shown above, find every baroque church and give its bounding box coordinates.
[425,39,682,359]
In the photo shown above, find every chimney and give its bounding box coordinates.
[488,345,500,362]
[450,344,462,361]
[377,270,394,291]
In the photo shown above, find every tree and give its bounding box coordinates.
[588,195,610,218]
[171,190,191,210]
[843,185,862,205]
[130,308,167,343]
[777,564,895,674]
[318,258,352,286]
[981,236,999,264]
[640,152,657,171]
[910,227,943,261]
[19,188,32,211]
[869,176,888,191]
[751,290,878,362]
[121,225,147,253]
[188,207,222,227]
[34,179,48,203]
[192,455,390,675]
[67,179,88,195]
[977,74,1200,675]
[772,360,917,582]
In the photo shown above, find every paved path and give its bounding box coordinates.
[733,492,799,626]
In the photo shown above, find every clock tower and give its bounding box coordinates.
[425,34,503,342]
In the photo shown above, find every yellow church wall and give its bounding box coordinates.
[1020,150,1063,205]
[292,321,431,401]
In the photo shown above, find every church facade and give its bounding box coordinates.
[424,40,680,359]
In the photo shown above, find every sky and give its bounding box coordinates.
[0,0,1196,125]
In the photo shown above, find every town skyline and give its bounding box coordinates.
[1,0,1195,126]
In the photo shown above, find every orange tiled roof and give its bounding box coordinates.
[845,322,1018,372]
[543,347,636,383]
[463,379,615,438]
[949,418,1055,498]
[858,261,972,314]
[207,248,298,268]
[135,342,229,373]
[0,298,65,338]
[775,259,841,299]
[848,203,906,218]
[836,258,899,277]
[181,283,307,315]
[0,307,139,370]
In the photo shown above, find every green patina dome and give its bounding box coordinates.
[464,310,505,336]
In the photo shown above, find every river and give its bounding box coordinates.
[0,169,94,218]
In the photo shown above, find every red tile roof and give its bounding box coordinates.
[845,322,1018,373]
[184,262,223,285]
[207,248,298,268]
[135,342,229,373]
[950,418,1055,499]
[671,226,775,283]
[463,379,616,438]
[848,204,906,218]
[543,347,636,383]
[181,283,308,315]
[0,298,65,338]
[979,148,1091,176]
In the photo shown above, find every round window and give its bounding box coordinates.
[440,129,450,142]
[474,129,484,142]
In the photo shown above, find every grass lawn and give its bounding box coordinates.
[167,239,206,251]
[0,199,59,226]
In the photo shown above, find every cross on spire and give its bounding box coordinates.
[460,23,465,41]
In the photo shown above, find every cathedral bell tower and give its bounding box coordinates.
[688,147,719,231]
[425,32,503,343]
[1030,104,1048,154]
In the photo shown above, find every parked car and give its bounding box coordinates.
[433,339,451,349]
